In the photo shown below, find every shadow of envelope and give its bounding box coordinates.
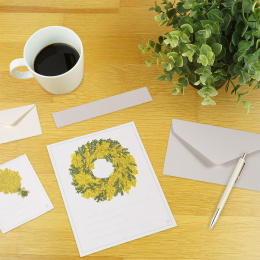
[163,119,260,191]
[0,104,42,144]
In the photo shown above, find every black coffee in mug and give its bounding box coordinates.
[34,43,80,76]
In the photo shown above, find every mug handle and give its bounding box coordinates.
[10,58,34,79]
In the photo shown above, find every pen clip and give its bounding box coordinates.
[235,162,245,183]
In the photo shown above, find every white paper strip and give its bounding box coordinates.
[52,87,152,128]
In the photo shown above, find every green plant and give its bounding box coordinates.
[139,0,260,114]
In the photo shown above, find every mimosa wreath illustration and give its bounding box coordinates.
[69,139,138,202]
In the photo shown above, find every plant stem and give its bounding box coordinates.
[230,79,236,89]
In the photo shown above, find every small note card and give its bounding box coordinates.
[0,155,53,233]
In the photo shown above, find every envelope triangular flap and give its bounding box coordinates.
[172,119,260,165]
[0,104,35,126]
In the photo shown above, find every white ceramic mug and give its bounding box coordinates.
[10,26,84,94]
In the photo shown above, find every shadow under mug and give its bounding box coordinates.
[10,26,84,95]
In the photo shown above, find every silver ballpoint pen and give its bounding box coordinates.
[209,153,246,230]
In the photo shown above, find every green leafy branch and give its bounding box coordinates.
[139,0,260,114]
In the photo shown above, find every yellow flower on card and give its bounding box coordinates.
[0,168,29,198]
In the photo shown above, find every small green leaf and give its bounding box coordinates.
[146,60,152,67]
[181,24,194,33]
[166,72,172,82]
[201,97,216,105]
[241,71,251,83]
[234,85,243,94]
[160,19,167,26]
[158,75,166,81]
[154,43,161,53]
[242,0,252,14]
[232,32,239,46]
[238,41,252,52]
[215,47,226,61]
[197,54,208,66]
[164,36,179,48]
[179,16,193,26]
[159,51,166,59]
[209,98,216,105]
[211,43,222,56]
[237,94,242,105]
[169,31,182,37]
[193,2,206,11]
[172,88,180,95]
[183,3,192,9]
[179,77,188,88]
[220,14,231,30]
[212,13,224,23]
[231,2,238,15]
[138,45,144,50]
[245,107,250,115]
[142,47,150,54]
[175,55,183,67]
[200,44,212,55]
[180,33,190,43]
[155,15,161,22]
[167,52,178,62]
[151,54,159,58]
[248,13,256,29]
[198,86,218,97]
[186,44,197,51]
[148,40,155,48]
[176,4,190,14]
[235,21,246,32]
[240,91,250,96]
[223,0,235,8]
[256,39,260,50]
[253,82,260,90]
[182,50,194,62]
[161,61,169,67]
[243,100,250,108]
[164,38,171,45]
[164,2,173,10]
[208,9,223,22]
[198,29,211,38]
[241,24,249,37]
[200,75,206,85]
[225,81,230,93]
[166,62,173,71]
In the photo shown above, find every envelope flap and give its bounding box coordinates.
[172,119,260,165]
[0,104,35,126]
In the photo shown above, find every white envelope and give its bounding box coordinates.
[0,104,42,144]
[163,119,260,191]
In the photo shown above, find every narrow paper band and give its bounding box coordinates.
[52,87,152,128]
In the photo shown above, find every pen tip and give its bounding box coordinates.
[209,220,215,230]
